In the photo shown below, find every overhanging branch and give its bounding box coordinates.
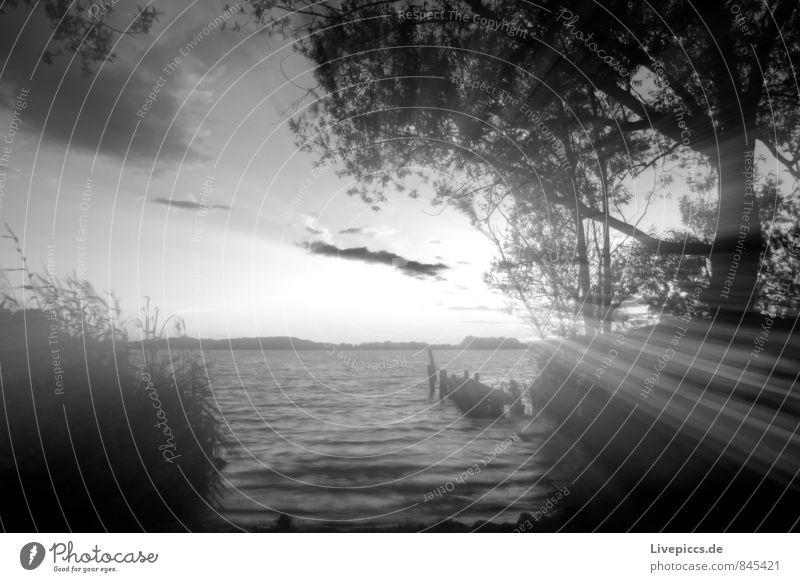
[579,204,712,255]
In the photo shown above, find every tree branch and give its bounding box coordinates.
[742,0,797,115]
[757,134,800,181]
[576,202,712,255]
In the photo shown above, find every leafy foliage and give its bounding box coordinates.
[4,0,161,74]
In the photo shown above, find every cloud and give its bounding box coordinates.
[338,225,400,238]
[0,4,241,168]
[304,217,332,241]
[301,241,449,280]
[150,197,229,211]
[428,239,442,244]
[447,305,506,312]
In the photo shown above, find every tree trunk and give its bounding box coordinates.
[600,160,613,334]
[575,215,594,334]
[707,133,763,320]
[601,225,612,333]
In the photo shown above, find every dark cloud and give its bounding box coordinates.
[0,4,236,168]
[338,225,399,238]
[150,197,229,210]
[301,241,449,280]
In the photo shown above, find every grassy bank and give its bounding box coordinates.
[0,271,228,531]
[525,318,800,532]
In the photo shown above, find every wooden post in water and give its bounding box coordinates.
[426,348,437,398]
[439,369,448,400]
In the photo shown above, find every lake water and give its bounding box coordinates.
[207,348,562,529]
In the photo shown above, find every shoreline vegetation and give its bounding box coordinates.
[0,238,229,531]
[139,335,530,351]
[523,316,800,532]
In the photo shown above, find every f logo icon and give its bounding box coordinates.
[20,542,45,570]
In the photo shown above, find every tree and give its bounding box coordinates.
[248,0,800,321]
[614,174,800,321]
[753,178,800,317]
[3,0,161,73]
[484,196,584,338]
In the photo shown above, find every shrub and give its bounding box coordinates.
[0,235,227,531]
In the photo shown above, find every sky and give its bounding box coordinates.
[0,1,717,343]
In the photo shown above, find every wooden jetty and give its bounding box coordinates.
[427,348,519,418]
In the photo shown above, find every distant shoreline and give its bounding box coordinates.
[132,335,532,351]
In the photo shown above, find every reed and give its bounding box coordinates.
[0,229,228,531]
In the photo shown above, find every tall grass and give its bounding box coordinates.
[0,231,228,531]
